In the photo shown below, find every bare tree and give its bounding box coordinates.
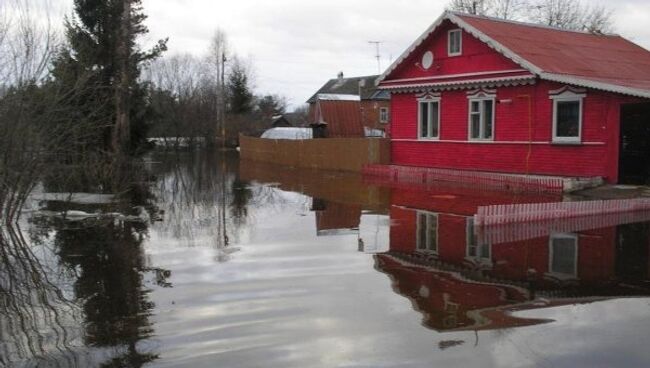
[0,0,62,222]
[528,0,614,33]
[581,5,614,34]
[491,0,526,20]
[448,0,491,15]
[0,0,57,88]
[449,0,525,20]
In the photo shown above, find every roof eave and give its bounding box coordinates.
[540,73,650,99]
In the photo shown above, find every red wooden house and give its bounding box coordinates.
[378,12,650,184]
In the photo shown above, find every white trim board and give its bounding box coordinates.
[390,139,606,146]
[380,75,536,91]
[382,69,529,85]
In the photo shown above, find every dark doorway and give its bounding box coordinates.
[616,222,650,281]
[619,103,650,184]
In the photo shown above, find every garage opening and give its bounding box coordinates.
[619,103,650,184]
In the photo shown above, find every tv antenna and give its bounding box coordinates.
[368,41,384,74]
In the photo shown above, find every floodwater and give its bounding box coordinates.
[4,151,650,368]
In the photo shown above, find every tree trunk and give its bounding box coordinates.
[113,0,131,155]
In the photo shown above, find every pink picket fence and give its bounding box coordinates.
[474,198,650,226]
[362,164,564,194]
[476,210,650,245]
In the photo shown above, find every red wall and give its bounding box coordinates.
[389,20,521,80]
[389,81,630,182]
[389,206,618,285]
[383,19,646,183]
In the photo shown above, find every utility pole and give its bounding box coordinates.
[368,41,383,74]
[220,51,227,148]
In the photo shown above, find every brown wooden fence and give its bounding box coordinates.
[239,135,390,172]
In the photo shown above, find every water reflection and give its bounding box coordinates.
[242,160,650,334]
[0,225,82,367]
[2,167,169,366]
[5,153,650,367]
[151,151,251,259]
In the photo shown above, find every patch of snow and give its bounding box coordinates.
[364,127,386,138]
[316,93,361,101]
[31,193,117,204]
[613,185,639,190]
[260,127,313,140]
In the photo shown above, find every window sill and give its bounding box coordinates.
[551,140,582,146]
[417,137,440,141]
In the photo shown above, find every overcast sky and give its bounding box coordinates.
[51,0,650,110]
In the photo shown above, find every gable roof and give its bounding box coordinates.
[378,12,650,99]
[307,75,389,103]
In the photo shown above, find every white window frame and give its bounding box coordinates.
[550,90,585,144]
[416,211,438,254]
[467,95,495,141]
[379,107,389,124]
[417,97,441,140]
[466,217,492,264]
[448,29,462,57]
[548,233,579,279]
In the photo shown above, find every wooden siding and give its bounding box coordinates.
[389,81,632,182]
[239,135,390,172]
[389,20,521,81]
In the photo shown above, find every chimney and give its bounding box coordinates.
[337,71,344,81]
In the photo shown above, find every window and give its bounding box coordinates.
[549,233,578,278]
[466,218,491,263]
[551,90,584,143]
[418,98,440,139]
[379,107,389,124]
[468,98,494,140]
[448,29,462,56]
[416,212,438,253]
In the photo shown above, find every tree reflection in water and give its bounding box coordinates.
[50,217,159,367]
[151,150,254,261]
[2,174,169,367]
[0,225,82,367]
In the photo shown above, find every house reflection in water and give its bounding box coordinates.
[240,161,650,333]
[311,198,390,253]
[380,185,650,332]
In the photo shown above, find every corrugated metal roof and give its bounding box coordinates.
[315,100,365,138]
[379,12,650,98]
[457,14,650,97]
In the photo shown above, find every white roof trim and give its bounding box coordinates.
[376,12,450,85]
[379,74,536,91]
[541,72,650,99]
[316,93,361,101]
[446,13,544,75]
[382,69,529,85]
